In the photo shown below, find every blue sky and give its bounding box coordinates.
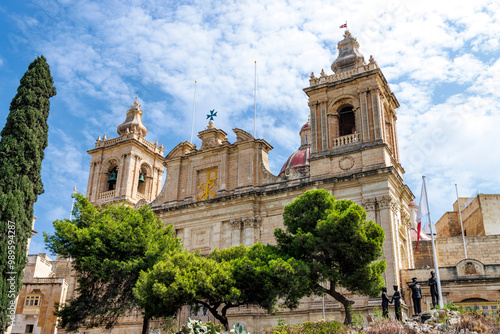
[0,0,499,255]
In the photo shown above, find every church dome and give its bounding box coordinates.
[279,146,311,176]
[300,122,311,132]
[279,120,311,178]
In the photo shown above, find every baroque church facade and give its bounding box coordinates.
[84,30,415,330]
[10,31,425,334]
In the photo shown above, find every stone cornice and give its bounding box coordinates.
[152,166,402,214]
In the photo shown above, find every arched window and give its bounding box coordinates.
[339,106,355,136]
[137,170,146,194]
[107,167,118,191]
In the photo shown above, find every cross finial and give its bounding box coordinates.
[206,109,217,121]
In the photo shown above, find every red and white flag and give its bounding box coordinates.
[339,23,347,29]
[416,181,429,250]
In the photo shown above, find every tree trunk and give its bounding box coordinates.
[198,301,230,331]
[142,314,150,334]
[324,281,355,326]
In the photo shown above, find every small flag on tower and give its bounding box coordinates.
[339,22,347,29]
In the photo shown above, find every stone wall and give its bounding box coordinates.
[401,262,500,316]
[479,194,500,235]
[435,194,500,238]
[436,212,460,237]
[413,234,500,267]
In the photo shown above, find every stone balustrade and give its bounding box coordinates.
[309,62,378,87]
[332,133,360,146]
[136,192,147,200]
[99,190,115,199]
[95,133,164,155]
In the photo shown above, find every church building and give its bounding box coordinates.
[11,31,425,334]
[84,30,415,331]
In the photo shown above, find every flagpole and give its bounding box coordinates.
[254,61,257,138]
[455,184,468,259]
[69,185,77,220]
[422,176,444,308]
[190,80,197,144]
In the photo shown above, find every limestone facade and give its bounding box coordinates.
[10,254,71,334]
[86,101,165,207]
[49,31,417,333]
[436,194,500,237]
[145,31,415,331]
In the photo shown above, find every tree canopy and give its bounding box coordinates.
[135,243,311,330]
[0,55,56,332]
[44,194,181,334]
[274,189,386,325]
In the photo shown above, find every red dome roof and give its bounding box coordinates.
[279,146,311,175]
[300,122,311,132]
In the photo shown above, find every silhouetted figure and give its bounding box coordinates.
[428,271,439,309]
[408,277,423,315]
[391,285,402,321]
[381,287,392,318]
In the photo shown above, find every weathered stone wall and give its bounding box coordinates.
[413,234,500,267]
[401,263,500,316]
[436,211,461,237]
[479,194,500,235]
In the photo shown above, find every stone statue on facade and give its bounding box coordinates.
[408,277,423,315]
[381,287,392,318]
[428,271,439,308]
[391,285,402,321]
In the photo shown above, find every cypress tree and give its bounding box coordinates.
[0,55,56,332]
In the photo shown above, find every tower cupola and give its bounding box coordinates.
[117,100,148,137]
[331,30,366,73]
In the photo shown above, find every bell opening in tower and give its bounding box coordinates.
[137,171,146,194]
[339,106,355,136]
[107,168,118,191]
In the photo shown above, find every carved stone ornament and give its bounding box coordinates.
[242,216,262,228]
[362,198,377,211]
[456,258,485,276]
[230,218,242,229]
[465,262,478,275]
[339,156,355,171]
[377,195,393,210]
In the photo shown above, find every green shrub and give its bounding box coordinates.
[264,319,351,334]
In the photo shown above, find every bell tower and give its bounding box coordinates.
[86,100,164,206]
[303,31,414,289]
[304,30,400,165]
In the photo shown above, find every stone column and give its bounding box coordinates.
[371,88,383,140]
[378,195,399,288]
[362,197,377,223]
[320,99,328,151]
[116,153,128,198]
[309,101,319,153]
[359,89,369,142]
[230,218,242,246]
[242,216,262,246]
[89,161,101,202]
[131,155,141,200]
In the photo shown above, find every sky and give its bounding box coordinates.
[0,0,499,255]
